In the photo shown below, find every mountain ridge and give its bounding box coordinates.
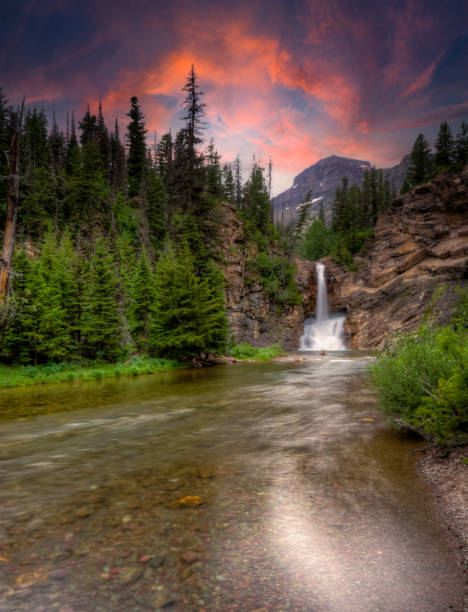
[272,154,410,225]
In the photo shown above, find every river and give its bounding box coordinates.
[0,355,464,611]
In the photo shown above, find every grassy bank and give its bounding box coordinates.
[0,356,183,388]
[0,343,287,389]
[229,342,286,360]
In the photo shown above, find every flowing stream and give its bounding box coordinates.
[0,357,464,611]
[300,263,347,351]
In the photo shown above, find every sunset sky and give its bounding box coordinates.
[1,0,467,195]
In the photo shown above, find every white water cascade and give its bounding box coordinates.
[299,262,348,351]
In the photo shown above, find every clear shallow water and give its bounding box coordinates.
[0,356,464,611]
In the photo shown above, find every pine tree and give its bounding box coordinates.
[180,212,209,274]
[400,178,410,194]
[222,163,235,204]
[1,247,32,363]
[156,132,173,185]
[360,170,371,225]
[197,262,228,354]
[126,96,147,197]
[383,179,392,211]
[233,155,242,208]
[79,107,98,145]
[182,66,206,210]
[318,201,325,223]
[243,161,271,233]
[19,166,57,234]
[298,219,337,261]
[146,170,167,252]
[455,122,468,166]
[81,237,122,360]
[22,109,49,173]
[366,169,379,226]
[64,140,109,224]
[182,65,206,171]
[55,231,82,351]
[0,87,10,155]
[267,157,272,199]
[110,119,127,194]
[0,88,10,210]
[149,242,227,360]
[407,133,433,187]
[172,128,191,211]
[22,257,70,365]
[434,121,454,168]
[114,229,137,340]
[131,248,156,351]
[49,113,65,175]
[65,112,80,176]
[332,176,348,231]
[96,101,111,176]
[205,138,223,199]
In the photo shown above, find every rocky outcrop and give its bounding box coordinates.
[218,205,302,351]
[297,167,468,349]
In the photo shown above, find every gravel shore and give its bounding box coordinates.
[419,446,468,608]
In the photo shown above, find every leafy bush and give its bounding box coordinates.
[369,316,468,445]
[297,219,338,261]
[229,342,285,360]
[332,228,374,267]
[249,253,302,306]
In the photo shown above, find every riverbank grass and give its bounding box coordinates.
[229,342,286,360]
[0,356,183,388]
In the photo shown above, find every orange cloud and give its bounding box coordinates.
[401,55,442,98]
[5,0,464,197]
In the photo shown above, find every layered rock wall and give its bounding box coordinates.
[219,205,303,351]
[297,168,468,349]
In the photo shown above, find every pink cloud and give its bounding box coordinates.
[401,55,442,98]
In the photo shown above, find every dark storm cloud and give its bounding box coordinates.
[1,0,466,193]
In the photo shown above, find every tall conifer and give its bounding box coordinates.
[407,134,433,187]
[131,248,156,351]
[455,122,468,166]
[150,242,227,360]
[81,237,121,359]
[434,121,454,168]
[126,96,147,197]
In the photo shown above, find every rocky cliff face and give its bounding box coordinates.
[218,205,303,351]
[220,167,467,352]
[296,167,468,349]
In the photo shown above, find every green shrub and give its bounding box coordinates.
[297,219,338,261]
[249,253,301,306]
[369,322,468,445]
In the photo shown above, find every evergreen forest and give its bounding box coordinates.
[0,71,467,367]
[0,68,284,365]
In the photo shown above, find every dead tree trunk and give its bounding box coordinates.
[0,98,24,305]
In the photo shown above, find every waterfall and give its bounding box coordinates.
[299,262,348,351]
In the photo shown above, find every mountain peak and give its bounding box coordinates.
[272,155,406,225]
